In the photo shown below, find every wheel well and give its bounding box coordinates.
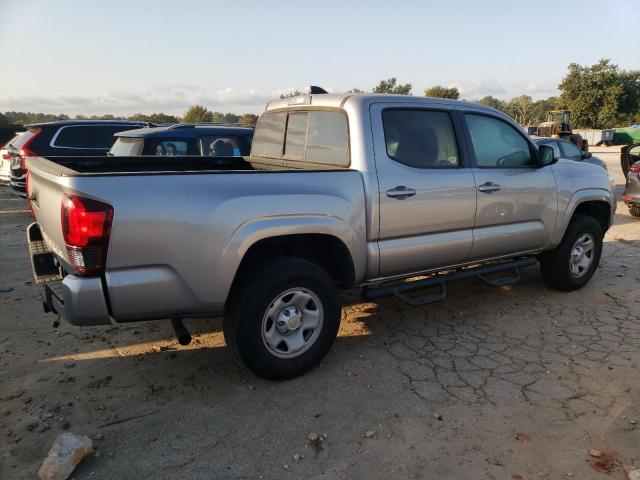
[572,201,611,233]
[232,234,355,291]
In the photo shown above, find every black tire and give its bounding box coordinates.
[539,214,603,292]
[224,257,341,380]
[630,204,640,218]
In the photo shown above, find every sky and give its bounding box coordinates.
[0,0,638,116]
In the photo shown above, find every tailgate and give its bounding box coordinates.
[26,156,74,265]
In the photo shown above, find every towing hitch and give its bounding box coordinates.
[171,318,192,346]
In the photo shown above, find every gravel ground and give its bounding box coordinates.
[1,150,639,479]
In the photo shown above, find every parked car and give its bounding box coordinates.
[621,142,640,177]
[7,120,150,196]
[25,93,615,380]
[0,124,26,147]
[532,137,608,171]
[622,143,640,217]
[0,131,26,183]
[108,124,254,157]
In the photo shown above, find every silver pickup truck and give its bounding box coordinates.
[26,93,615,380]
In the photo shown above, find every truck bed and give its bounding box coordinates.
[35,155,346,175]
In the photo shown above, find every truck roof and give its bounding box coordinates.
[265,93,504,116]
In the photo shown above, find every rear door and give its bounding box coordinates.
[371,104,477,278]
[462,112,557,260]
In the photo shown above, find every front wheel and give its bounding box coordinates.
[224,257,341,380]
[539,214,603,292]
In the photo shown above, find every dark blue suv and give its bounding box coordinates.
[109,124,254,157]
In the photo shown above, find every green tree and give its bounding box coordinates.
[476,96,508,112]
[347,88,365,93]
[128,113,180,124]
[372,78,412,95]
[0,112,7,124]
[223,113,240,124]
[210,112,225,123]
[529,97,561,125]
[559,59,640,128]
[279,90,303,98]
[182,105,214,123]
[239,113,258,125]
[424,85,460,99]
[507,95,535,125]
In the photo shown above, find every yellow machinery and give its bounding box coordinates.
[536,110,586,150]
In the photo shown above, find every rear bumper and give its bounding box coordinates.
[43,275,111,326]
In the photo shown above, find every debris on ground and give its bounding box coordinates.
[627,468,640,480]
[38,432,93,480]
[293,453,301,463]
[515,432,530,443]
[589,450,619,474]
[308,432,322,456]
[364,430,376,439]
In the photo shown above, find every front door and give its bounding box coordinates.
[371,104,477,278]
[463,113,557,260]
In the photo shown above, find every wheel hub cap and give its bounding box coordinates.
[261,288,324,359]
[277,306,302,333]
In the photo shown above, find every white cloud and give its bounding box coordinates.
[452,79,507,98]
[0,86,279,115]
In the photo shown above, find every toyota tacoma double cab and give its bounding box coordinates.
[25,92,616,380]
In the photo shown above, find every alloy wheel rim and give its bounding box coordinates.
[569,233,595,278]
[261,287,324,359]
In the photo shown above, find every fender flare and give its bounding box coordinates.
[552,188,614,245]
[219,214,366,298]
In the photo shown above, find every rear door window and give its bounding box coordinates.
[149,139,189,156]
[199,135,252,156]
[382,109,458,168]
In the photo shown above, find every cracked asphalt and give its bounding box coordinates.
[1,148,639,479]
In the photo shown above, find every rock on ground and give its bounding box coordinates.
[38,433,93,480]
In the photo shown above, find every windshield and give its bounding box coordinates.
[109,137,144,156]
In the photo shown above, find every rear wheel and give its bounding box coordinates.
[224,257,341,380]
[539,214,603,291]
[630,204,640,218]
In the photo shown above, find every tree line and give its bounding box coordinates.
[0,110,259,126]
[2,59,638,129]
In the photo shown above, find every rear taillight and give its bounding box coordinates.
[61,194,114,275]
[19,129,41,170]
[631,162,640,174]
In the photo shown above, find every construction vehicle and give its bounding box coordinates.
[536,110,587,151]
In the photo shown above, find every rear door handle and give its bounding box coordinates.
[386,186,416,199]
[478,182,501,193]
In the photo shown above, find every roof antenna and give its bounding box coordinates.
[306,85,328,94]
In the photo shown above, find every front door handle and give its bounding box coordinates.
[386,186,416,199]
[478,182,501,193]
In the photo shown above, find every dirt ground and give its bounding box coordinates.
[1,149,639,480]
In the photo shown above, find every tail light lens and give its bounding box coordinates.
[61,194,114,275]
[631,162,640,174]
[19,129,41,170]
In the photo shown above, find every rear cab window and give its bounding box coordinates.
[252,110,349,167]
[465,114,534,168]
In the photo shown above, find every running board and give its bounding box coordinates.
[361,257,537,306]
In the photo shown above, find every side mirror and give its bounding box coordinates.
[537,144,556,167]
[582,151,592,159]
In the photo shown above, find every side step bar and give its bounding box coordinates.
[361,257,538,306]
